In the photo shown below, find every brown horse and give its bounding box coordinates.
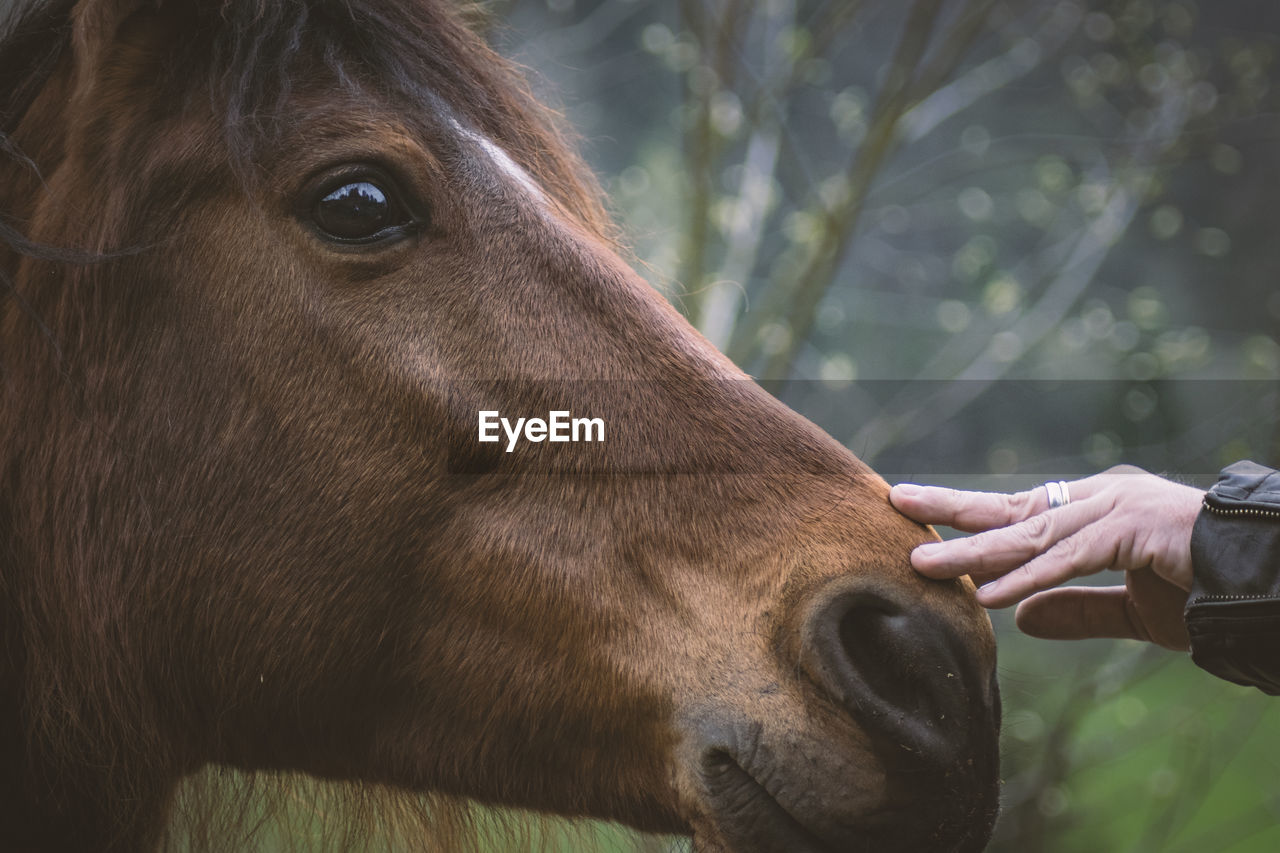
[0,1,1000,850]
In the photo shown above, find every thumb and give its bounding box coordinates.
[1015,586,1146,642]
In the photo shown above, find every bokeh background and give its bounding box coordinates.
[482,0,1280,850]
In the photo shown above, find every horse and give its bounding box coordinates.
[0,1,1001,850]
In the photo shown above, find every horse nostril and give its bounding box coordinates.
[791,586,1003,849]
[834,596,926,716]
[807,590,992,763]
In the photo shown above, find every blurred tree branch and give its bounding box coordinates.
[850,51,1193,462]
[676,0,751,325]
[728,0,945,376]
[718,0,1002,389]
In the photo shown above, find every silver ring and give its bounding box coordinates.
[1044,480,1071,510]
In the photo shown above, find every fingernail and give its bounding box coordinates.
[914,542,943,559]
[894,483,921,497]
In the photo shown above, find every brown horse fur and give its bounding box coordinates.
[0,1,1000,851]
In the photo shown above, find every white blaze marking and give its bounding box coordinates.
[474,134,547,201]
[452,120,547,204]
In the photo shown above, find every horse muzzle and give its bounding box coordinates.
[681,580,1001,853]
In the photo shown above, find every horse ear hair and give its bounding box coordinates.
[0,0,177,147]
[70,0,164,36]
[63,0,177,115]
[0,1,76,134]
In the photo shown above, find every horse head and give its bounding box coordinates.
[0,1,999,850]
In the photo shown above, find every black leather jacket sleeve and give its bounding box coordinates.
[1186,460,1280,695]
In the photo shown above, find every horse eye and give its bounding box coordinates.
[311,179,413,243]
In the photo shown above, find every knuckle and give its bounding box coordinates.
[1011,562,1037,585]
[957,534,993,571]
[1007,489,1039,522]
[943,488,967,514]
[1048,533,1081,567]
[1019,512,1053,549]
[998,563,1039,599]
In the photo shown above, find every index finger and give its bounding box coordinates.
[890,483,1045,533]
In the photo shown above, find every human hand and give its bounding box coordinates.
[890,466,1204,651]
